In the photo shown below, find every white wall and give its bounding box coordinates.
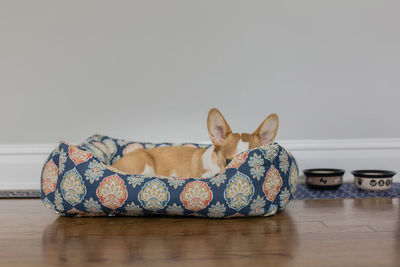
[1,0,399,145]
[1,1,400,190]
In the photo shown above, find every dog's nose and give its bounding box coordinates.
[226,159,232,165]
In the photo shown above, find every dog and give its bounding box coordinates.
[112,108,279,178]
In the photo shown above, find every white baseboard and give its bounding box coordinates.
[280,139,400,184]
[0,144,54,190]
[0,139,399,190]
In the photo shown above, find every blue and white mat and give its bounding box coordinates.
[294,183,400,200]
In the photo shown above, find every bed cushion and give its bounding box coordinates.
[41,135,299,218]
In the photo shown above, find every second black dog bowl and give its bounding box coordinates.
[303,168,345,190]
[352,170,396,191]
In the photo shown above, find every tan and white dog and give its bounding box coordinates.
[112,108,279,178]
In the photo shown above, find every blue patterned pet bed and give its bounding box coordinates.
[41,135,299,218]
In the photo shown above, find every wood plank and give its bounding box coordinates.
[0,198,399,267]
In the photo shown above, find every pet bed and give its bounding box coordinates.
[41,135,299,218]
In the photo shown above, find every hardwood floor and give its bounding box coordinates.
[0,198,399,267]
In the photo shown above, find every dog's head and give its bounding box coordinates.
[207,108,279,169]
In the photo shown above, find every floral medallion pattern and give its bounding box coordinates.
[248,153,265,181]
[84,197,102,213]
[96,174,128,210]
[124,202,143,216]
[210,173,227,187]
[41,136,296,218]
[127,175,145,188]
[180,181,213,211]
[263,165,283,202]
[168,178,186,189]
[42,159,58,195]
[138,180,170,212]
[279,150,289,174]
[54,189,64,212]
[249,195,266,216]
[279,187,291,209]
[264,204,278,217]
[224,172,254,211]
[61,168,86,206]
[166,203,184,216]
[262,144,279,162]
[289,163,298,194]
[227,152,249,169]
[68,146,92,165]
[84,161,105,183]
[58,148,67,174]
[207,202,227,218]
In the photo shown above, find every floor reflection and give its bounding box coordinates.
[303,198,345,208]
[42,213,298,265]
[353,198,393,211]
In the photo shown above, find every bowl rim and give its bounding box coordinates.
[351,169,396,178]
[303,168,345,177]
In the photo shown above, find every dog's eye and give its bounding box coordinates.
[226,159,232,165]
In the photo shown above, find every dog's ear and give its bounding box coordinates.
[207,108,232,146]
[253,113,279,145]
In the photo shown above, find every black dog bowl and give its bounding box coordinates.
[303,168,345,190]
[352,170,396,191]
